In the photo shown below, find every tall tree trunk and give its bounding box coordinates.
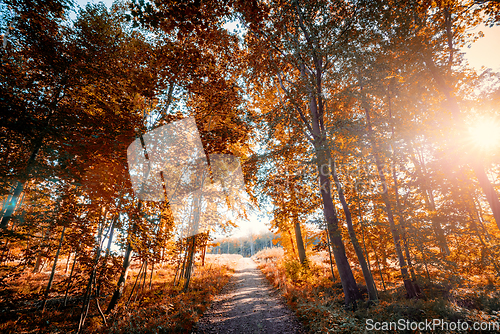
[178,240,189,285]
[270,9,360,305]
[106,196,141,314]
[361,95,417,298]
[316,148,361,306]
[97,216,117,295]
[331,159,378,301]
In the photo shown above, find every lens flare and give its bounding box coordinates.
[468,118,500,151]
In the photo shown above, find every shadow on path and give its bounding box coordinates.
[192,258,305,334]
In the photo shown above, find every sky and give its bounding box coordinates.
[73,0,500,238]
[464,24,500,72]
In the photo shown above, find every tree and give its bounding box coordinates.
[1,0,75,229]
[238,0,363,306]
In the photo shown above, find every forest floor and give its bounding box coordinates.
[0,254,242,333]
[192,257,305,334]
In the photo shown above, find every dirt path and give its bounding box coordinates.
[193,257,306,334]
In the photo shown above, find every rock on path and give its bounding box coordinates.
[192,257,306,334]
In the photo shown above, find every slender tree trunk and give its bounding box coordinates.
[287,229,298,259]
[331,158,378,301]
[34,226,52,273]
[325,230,336,281]
[149,262,154,290]
[386,89,423,291]
[42,226,66,311]
[356,197,372,272]
[96,216,117,296]
[78,221,105,333]
[369,238,386,292]
[105,242,132,314]
[106,197,140,314]
[390,158,420,291]
[270,15,360,305]
[140,261,147,294]
[126,261,145,308]
[408,142,450,255]
[178,241,189,285]
[183,235,197,292]
[361,96,417,298]
[104,217,116,259]
[63,251,78,307]
[65,252,72,274]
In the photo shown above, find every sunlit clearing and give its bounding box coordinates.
[468,118,500,151]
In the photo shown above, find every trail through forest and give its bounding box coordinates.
[193,258,305,334]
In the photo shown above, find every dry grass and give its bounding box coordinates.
[204,254,242,267]
[253,249,500,333]
[0,254,238,334]
[251,247,284,263]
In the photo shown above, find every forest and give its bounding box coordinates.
[1,0,500,333]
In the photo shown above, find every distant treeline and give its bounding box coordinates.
[209,232,281,257]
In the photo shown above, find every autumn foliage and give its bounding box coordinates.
[1,0,500,333]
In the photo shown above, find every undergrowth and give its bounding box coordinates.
[0,257,237,334]
[101,264,232,334]
[253,248,500,333]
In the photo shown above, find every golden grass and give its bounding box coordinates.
[0,254,238,334]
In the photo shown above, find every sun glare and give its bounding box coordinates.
[468,118,500,151]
